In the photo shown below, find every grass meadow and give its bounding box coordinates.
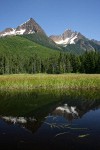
[0,74,100,93]
[0,73,100,116]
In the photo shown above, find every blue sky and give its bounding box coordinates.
[0,0,100,40]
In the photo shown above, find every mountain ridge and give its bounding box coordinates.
[0,18,100,53]
[0,18,46,37]
[50,29,100,52]
[0,18,60,50]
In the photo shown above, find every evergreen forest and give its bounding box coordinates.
[0,36,100,74]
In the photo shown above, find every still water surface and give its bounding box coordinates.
[0,90,100,150]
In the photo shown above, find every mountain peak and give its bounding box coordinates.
[0,18,46,37]
[29,17,34,21]
[16,17,46,35]
[24,18,36,24]
[50,29,79,45]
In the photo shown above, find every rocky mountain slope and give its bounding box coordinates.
[0,18,46,37]
[0,18,60,50]
[50,29,100,52]
[0,18,100,53]
[50,29,85,45]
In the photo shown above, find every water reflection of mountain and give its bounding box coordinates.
[52,104,79,121]
[52,99,100,121]
[1,116,36,124]
[0,90,100,150]
[0,116,41,134]
[0,97,100,133]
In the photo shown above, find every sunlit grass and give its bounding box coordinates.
[0,74,100,91]
[0,74,100,116]
[0,74,100,92]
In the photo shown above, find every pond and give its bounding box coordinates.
[0,89,100,150]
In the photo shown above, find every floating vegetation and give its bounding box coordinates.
[55,132,69,137]
[43,122,71,129]
[67,127,88,130]
[78,134,90,138]
[43,121,90,139]
[43,121,88,130]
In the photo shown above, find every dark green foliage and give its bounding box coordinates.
[83,52,95,73]
[21,33,61,50]
[0,36,100,74]
[70,54,81,73]
[0,36,60,58]
[62,44,84,55]
[61,39,100,54]
[89,40,100,52]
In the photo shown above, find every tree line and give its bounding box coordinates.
[0,51,100,74]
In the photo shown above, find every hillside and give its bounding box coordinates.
[0,35,100,74]
[0,36,61,74]
[21,33,60,50]
[0,36,59,58]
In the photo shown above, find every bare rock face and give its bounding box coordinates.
[50,29,85,45]
[91,39,100,45]
[3,28,14,32]
[16,18,46,35]
[50,29,100,51]
[0,18,46,37]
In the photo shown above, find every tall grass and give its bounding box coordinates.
[0,74,100,116]
[0,74,100,93]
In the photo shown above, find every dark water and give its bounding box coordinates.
[0,90,100,150]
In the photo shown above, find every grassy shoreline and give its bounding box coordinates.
[0,74,100,92]
[0,74,100,115]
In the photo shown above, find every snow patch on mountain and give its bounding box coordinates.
[28,30,35,34]
[0,18,46,37]
[70,35,78,44]
[0,28,26,37]
[16,29,26,35]
[50,29,79,46]
[53,34,78,45]
[0,28,15,36]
